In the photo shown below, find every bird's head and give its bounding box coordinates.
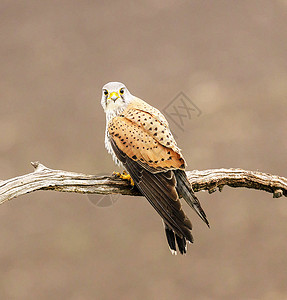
[101,82,133,113]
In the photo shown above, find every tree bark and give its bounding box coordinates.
[0,161,286,205]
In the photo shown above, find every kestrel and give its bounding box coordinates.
[101,82,209,255]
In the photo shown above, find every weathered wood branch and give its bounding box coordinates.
[0,161,286,205]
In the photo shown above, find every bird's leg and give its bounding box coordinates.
[113,170,134,186]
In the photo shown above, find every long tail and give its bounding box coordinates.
[174,169,210,227]
[164,222,192,255]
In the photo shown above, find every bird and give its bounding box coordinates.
[101,81,209,255]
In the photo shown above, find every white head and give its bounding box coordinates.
[101,82,133,113]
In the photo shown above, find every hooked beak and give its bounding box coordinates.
[109,92,119,102]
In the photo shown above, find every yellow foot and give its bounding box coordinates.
[113,170,134,186]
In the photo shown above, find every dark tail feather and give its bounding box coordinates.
[165,224,176,254]
[164,222,192,255]
[174,169,210,227]
[175,235,187,255]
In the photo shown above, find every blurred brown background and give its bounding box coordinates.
[1,1,287,299]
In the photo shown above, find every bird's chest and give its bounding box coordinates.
[105,124,123,167]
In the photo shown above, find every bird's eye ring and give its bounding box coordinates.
[120,88,124,95]
[104,90,108,96]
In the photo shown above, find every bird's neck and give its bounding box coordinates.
[105,98,133,123]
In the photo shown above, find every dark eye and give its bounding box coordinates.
[120,88,124,95]
[104,90,108,96]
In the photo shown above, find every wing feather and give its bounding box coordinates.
[108,109,186,171]
[110,138,193,243]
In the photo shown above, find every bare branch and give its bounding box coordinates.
[0,161,286,205]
